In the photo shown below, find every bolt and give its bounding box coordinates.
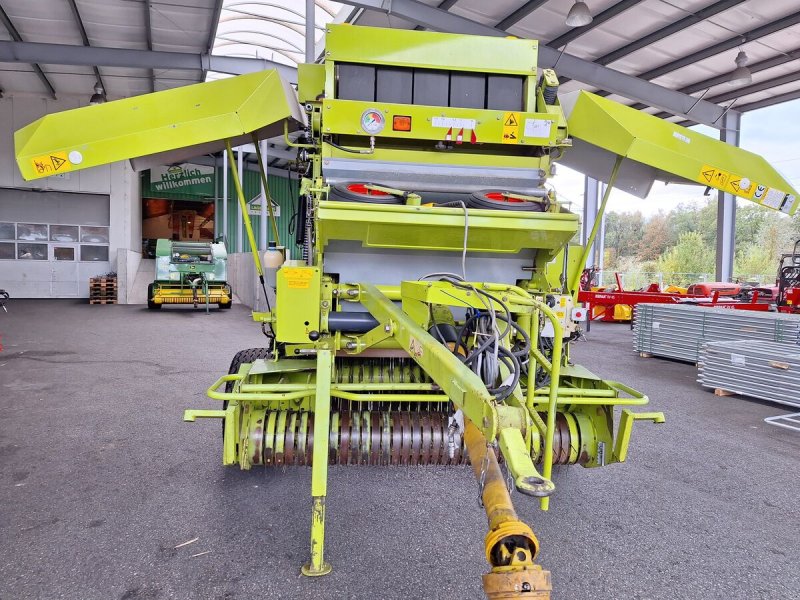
[522,582,532,592]
[384,323,391,332]
[345,341,357,350]
[347,289,358,297]
[321,301,329,309]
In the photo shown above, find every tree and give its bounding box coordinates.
[636,212,671,261]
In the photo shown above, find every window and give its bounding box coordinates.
[50,225,79,242]
[80,226,109,243]
[0,242,14,259]
[18,243,48,260]
[17,223,48,241]
[80,245,109,262]
[0,223,14,240]
[53,247,75,261]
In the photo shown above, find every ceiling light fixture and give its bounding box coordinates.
[89,81,106,105]
[728,50,752,86]
[566,1,593,27]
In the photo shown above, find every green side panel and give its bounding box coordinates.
[298,63,326,103]
[155,239,171,257]
[561,91,799,215]
[326,24,538,76]
[15,70,304,180]
[317,201,579,253]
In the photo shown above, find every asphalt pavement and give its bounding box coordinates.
[1,300,798,599]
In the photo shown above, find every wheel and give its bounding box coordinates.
[147,283,161,310]
[222,347,272,435]
[467,190,548,212]
[331,182,405,204]
[219,300,233,309]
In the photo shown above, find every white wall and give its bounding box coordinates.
[227,252,274,310]
[0,95,141,298]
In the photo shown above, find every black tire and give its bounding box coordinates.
[147,283,161,310]
[331,182,405,204]
[467,190,547,212]
[222,347,272,435]
[219,300,233,309]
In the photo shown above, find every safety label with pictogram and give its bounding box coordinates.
[31,151,71,176]
[723,174,755,198]
[502,112,520,144]
[698,164,730,190]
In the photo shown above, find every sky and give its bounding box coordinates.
[552,98,800,219]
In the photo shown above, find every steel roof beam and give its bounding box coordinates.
[547,0,644,49]
[0,40,297,82]
[594,0,747,67]
[733,87,800,113]
[340,0,729,127]
[65,0,105,93]
[636,10,800,82]
[144,0,155,92]
[207,0,225,53]
[677,46,800,96]
[0,5,57,99]
[496,0,549,31]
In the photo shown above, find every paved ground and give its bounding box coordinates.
[1,300,798,600]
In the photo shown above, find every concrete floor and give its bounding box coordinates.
[1,300,799,600]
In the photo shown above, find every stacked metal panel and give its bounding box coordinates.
[698,340,800,408]
[633,304,800,363]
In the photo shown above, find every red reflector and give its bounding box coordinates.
[392,115,412,131]
[485,192,525,203]
[346,184,391,196]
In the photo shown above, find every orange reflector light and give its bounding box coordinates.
[392,115,412,131]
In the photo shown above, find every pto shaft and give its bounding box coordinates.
[463,419,551,599]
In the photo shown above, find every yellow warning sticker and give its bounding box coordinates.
[282,268,313,289]
[698,164,730,190]
[502,112,520,144]
[30,151,71,176]
[723,174,755,198]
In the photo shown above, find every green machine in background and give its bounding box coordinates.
[148,239,232,311]
[14,24,797,599]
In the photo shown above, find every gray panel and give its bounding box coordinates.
[376,67,413,104]
[323,158,546,194]
[0,188,110,225]
[324,240,536,286]
[413,69,449,106]
[449,72,485,109]
[337,63,375,102]
[487,75,524,111]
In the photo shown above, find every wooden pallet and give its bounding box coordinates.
[89,276,117,304]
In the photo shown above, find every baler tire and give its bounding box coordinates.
[222,347,272,435]
[147,284,161,310]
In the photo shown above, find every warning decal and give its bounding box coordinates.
[698,164,730,190]
[502,112,521,144]
[31,151,71,176]
[282,268,314,289]
[724,175,755,198]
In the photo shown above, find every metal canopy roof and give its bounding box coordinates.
[0,0,222,98]
[346,0,800,120]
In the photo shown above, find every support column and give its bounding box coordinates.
[236,147,244,253]
[259,140,268,250]
[596,183,607,272]
[716,110,740,282]
[222,150,229,247]
[306,0,315,63]
[582,176,600,267]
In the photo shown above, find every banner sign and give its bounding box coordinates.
[147,163,215,197]
[248,192,281,217]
